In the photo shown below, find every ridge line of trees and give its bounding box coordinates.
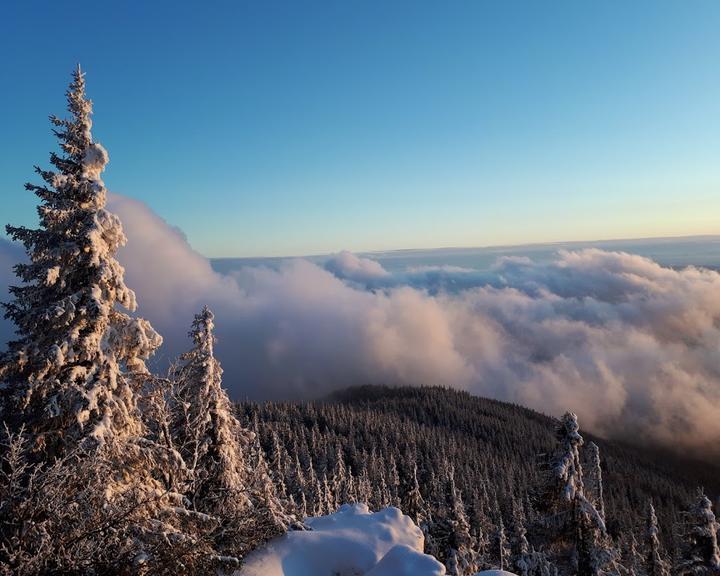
[243,393,720,576]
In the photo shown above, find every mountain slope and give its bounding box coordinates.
[240,385,720,558]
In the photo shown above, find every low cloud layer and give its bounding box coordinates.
[2,195,720,457]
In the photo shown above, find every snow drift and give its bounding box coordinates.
[238,504,445,576]
[3,194,720,456]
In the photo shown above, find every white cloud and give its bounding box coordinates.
[2,196,720,457]
[324,250,390,283]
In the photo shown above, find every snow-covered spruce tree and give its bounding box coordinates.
[249,440,297,535]
[331,444,348,504]
[538,412,618,576]
[548,412,585,514]
[645,500,670,576]
[170,306,289,556]
[576,501,620,576]
[0,68,222,575]
[584,442,606,523]
[444,464,479,576]
[402,462,428,528]
[496,517,512,571]
[269,430,291,499]
[0,65,162,460]
[512,499,532,576]
[675,490,720,576]
[536,410,586,567]
[469,489,492,570]
[621,533,642,576]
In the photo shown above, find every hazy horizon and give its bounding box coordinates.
[211,233,720,265]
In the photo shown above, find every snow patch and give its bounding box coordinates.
[45,266,60,286]
[238,503,444,576]
[366,543,445,575]
[82,143,109,181]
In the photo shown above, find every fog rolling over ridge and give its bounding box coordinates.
[2,194,720,459]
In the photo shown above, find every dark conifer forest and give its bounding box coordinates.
[243,385,720,573]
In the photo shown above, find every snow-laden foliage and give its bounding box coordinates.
[168,306,291,557]
[552,412,584,504]
[0,66,161,457]
[534,412,619,576]
[171,307,252,511]
[246,385,719,576]
[675,490,720,576]
[584,442,605,524]
[645,501,670,576]
[0,425,220,575]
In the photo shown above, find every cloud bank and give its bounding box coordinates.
[2,195,720,457]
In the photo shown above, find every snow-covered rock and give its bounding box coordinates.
[238,503,445,576]
[473,571,520,576]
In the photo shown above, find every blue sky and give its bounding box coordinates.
[2,0,719,257]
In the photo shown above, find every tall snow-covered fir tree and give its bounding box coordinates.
[171,306,252,511]
[444,463,479,576]
[538,412,617,576]
[0,66,162,459]
[584,442,606,523]
[170,306,290,555]
[645,500,670,576]
[551,412,585,507]
[537,411,586,552]
[675,490,720,576]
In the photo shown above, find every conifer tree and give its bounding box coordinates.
[171,307,252,515]
[585,442,606,523]
[402,463,428,527]
[250,444,295,537]
[322,472,334,513]
[469,489,492,569]
[331,444,348,504]
[512,499,532,576]
[0,65,162,459]
[356,467,373,507]
[496,517,512,571]
[540,412,617,576]
[645,501,670,576]
[0,67,225,575]
[551,412,585,507]
[171,306,289,555]
[676,490,720,576]
[445,464,478,576]
[388,454,401,506]
[537,411,586,570]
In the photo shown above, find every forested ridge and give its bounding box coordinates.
[243,384,720,571]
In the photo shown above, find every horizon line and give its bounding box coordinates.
[210,232,720,261]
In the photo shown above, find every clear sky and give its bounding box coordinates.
[2,0,719,257]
